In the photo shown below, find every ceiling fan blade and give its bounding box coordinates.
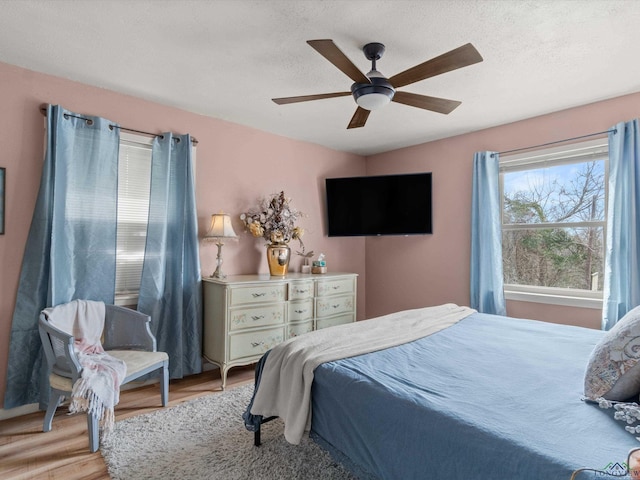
[307,39,370,84]
[392,91,461,114]
[272,91,351,105]
[347,107,370,129]
[388,43,483,88]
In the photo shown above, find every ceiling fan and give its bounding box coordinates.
[273,39,483,129]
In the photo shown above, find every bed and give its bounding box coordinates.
[244,304,640,479]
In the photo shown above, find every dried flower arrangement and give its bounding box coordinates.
[240,191,305,248]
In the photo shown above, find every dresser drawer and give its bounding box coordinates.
[316,294,355,319]
[229,327,285,360]
[229,284,287,306]
[289,280,314,300]
[316,277,355,297]
[289,299,314,322]
[316,313,355,330]
[229,303,286,331]
[288,320,313,339]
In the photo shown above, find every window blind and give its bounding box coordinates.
[116,136,152,296]
[499,138,608,172]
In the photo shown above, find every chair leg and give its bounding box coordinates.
[43,392,64,432]
[160,361,169,407]
[87,412,100,453]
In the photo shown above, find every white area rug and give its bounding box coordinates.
[101,383,356,479]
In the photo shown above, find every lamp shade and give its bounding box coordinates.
[205,213,237,239]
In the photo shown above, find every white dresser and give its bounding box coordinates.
[202,272,357,389]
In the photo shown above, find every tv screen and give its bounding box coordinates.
[326,172,432,236]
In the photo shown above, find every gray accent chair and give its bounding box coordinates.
[38,303,169,452]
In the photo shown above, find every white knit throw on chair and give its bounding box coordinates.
[45,300,126,432]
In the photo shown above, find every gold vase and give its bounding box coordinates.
[266,244,291,276]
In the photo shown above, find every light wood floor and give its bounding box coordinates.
[0,366,255,480]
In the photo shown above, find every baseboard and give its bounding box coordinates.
[202,361,218,372]
[0,402,41,421]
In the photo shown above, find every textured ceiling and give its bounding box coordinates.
[1,0,640,156]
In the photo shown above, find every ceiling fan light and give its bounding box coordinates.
[351,77,396,111]
[356,92,392,111]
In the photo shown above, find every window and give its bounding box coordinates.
[114,133,197,306]
[115,133,152,305]
[500,138,608,309]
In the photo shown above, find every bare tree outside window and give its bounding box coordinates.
[502,159,606,292]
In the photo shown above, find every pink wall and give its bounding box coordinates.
[0,61,366,408]
[365,91,640,328]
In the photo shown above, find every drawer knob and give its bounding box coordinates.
[251,341,264,348]
[295,309,307,314]
[251,315,265,321]
[332,304,340,309]
[252,292,266,298]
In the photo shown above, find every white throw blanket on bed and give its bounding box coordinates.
[44,299,127,432]
[250,303,475,444]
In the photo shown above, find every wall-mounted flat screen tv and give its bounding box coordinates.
[326,172,432,236]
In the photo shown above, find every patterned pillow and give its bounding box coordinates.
[584,306,640,401]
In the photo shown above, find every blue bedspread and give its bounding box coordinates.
[309,313,638,479]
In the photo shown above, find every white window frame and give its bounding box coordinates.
[499,138,608,309]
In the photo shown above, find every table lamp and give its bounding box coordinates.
[205,212,237,278]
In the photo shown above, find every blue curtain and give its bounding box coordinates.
[138,133,202,378]
[602,120,640,330]
[470,151,506,315]
[4,105,119,409]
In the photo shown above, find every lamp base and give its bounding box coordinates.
[210,241,226,279]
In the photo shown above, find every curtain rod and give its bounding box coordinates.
[490,128,616,158]
[39,105,199,145]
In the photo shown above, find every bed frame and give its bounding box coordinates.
[253,415,277,446]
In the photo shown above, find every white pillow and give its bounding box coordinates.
[584,306,640,401]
